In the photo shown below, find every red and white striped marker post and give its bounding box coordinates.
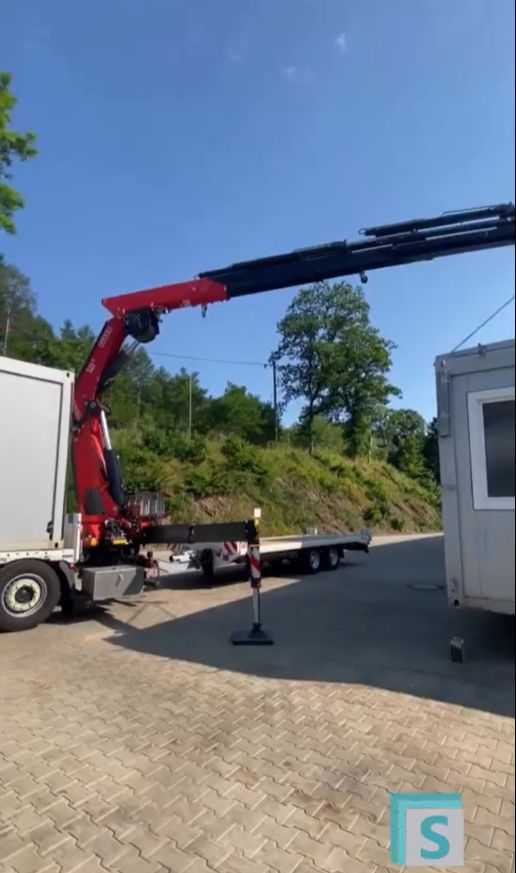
[231,509,274,646]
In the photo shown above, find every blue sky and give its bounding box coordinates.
[2,0,515,422]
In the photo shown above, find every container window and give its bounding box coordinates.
[468,388,516,510]
[483,400,515,498]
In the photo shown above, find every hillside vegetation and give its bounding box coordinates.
[115,430,441,535]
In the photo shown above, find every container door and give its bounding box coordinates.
[452,367,515,605]
[0,368,70,551]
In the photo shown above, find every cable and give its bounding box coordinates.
[150,350,269,368]
[452,294,515,353]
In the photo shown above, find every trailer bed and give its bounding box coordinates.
[191,528,371,576]
[259,530,371,555]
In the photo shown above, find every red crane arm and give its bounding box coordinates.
[101,277,228,317]
[73,278,229,546]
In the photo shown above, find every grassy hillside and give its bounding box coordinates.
[115,432,441,535]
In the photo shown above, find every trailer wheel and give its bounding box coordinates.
[0,560,61,632]
[303,548,322,574]
[322,547,341,571]
[199,549,215,581]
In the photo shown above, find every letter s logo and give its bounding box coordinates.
[421,815,450,860]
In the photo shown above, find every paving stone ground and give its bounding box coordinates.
[0,535,514,873]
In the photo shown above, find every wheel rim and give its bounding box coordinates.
[2,574,47,618]
[328,548,340,568]
[308,550,321,571]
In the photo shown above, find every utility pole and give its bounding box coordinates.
[1,305,11,356]
[188,373,193,439]
[272,360,279,442]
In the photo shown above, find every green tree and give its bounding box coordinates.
[0,260,55,361]
[274,281,399,454]
[423,417,441,483]
[45,320,97,371]
[206,383,276,444]
[109,347,156,427]
[146,368,210,434]
[290,414,344,453]
[0,73,37,235]
[376,408,426,463]
[375,407,441,484]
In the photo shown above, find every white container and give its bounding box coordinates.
[436,340,515,615]
[0,356,74,554]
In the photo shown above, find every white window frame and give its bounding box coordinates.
[468,386,515,511]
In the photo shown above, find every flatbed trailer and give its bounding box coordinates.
[191,527,372,577]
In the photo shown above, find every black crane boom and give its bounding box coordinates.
[200,203,515,298]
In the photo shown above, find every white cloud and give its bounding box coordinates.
[227,48,245,63]
[282,65,315,84]
[226,33,249,64]
[336,31,348,54]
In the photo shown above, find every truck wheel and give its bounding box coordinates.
[322,547,341,571]
[303,548,321,575]
[0,561,61,632]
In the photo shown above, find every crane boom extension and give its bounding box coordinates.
[200,203,515,297]
[75,202,515,552]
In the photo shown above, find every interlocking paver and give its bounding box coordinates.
[84,832,127,865]
[155,816,203,849]
[254,816,296,849]
[184,834,233,867]
[0,826,25,862]
[107,847,164,873]
[6,845,52,873]
[0,535,514,873]
[29,822,70,855]
[250,842,302,873]
[62,816,105,848]
[146,842,194,872]
[43,837,94,873]
[220,825,268,859]
[467,838,515,873]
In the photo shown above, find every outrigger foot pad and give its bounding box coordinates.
[231,625,274,646]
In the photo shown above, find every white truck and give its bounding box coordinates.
[0,357,150,632]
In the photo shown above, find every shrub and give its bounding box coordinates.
[364,505,387,526]
[390,516,405,532]
[183,463,228,498]
[221,437,270,484]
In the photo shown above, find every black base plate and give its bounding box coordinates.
[231,627,274,646]
[450,636,465,664]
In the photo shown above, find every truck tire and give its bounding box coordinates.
[0,560,61,632]
[322,546,341,571]
[303,548,322,575]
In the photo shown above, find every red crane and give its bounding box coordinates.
[72,203,515,556]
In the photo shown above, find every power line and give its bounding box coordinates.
[150,350,269,368]
[452,294,515,353]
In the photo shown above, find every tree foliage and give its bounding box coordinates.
[206,383,276,444]
[288,415,344,454]
[273,282,400,454]
[0,73,37,235]
[423,417,441,483]
[0,262,53,359]
[373,408,440,484]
